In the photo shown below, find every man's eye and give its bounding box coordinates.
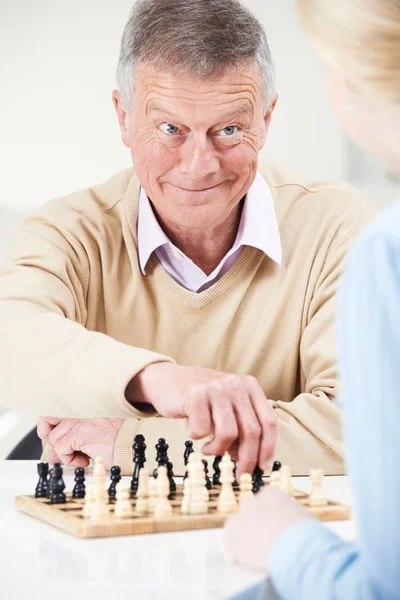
[219,125,240,137]
[159,123,180,135]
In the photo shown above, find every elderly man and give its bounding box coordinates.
[0,0,373,476]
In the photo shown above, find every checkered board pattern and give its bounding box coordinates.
[15,483,351,539]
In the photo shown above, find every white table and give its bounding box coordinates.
[0,461,355,600]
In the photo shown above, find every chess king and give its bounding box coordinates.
[1,0,374,476]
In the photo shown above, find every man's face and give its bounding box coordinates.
[113,64,277,230]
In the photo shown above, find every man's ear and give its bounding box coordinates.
[259,92,279,149]
[112,90,131,148]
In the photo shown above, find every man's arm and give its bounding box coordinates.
[0,213,174,417]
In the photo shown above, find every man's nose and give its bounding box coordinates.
[179,134,220,180]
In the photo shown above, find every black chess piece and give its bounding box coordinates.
[108,465,121,498]
[231,459,240,489]
[72,467,86,499]
[272,460,282,472]
[49,463,66,504]
[202,459,212,490]
[35,462,49,498]
[212,455,223,485]
[152,438,170,478]
[131,434,146,494]
[166,461,176,493]
[46,467,54,499]
[184,440,194,466]
[252,465,265,493]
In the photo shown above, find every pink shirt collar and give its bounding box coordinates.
[138,171,282,292]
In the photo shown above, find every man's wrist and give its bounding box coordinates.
[125,362,172,411]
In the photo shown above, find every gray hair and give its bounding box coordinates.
[116,0,275,111]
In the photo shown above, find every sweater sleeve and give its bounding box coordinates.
[0,213,174,417]
[267,204,400,600]
[272,213,375,475]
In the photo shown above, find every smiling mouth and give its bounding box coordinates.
[170,181,224,193]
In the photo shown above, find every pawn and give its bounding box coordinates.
[49,463,66,504]
[154,466,173,519]
[136,468,149,515]
[202,459,212,490]
[309,468,328,507]
[188,455,208,515]
[269,471,281,489]
[148,477,158,513]
[114,482,132,518]
[82,484,95,518]
[72,467,86,499]
[184,440,194,466]
[252,466,265,493]
[108,466,121,499]
[239,473,254,505]
[217,453,237,515]
[181,477,191,515]
[166,461,176,493]
[35,462,49,498]
[212,455,223,485]
[279,465,294,496]
[272,460,282,472]
[232,459,240,489]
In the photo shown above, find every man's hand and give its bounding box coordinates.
[126,363,277,476]
[225,487,313,573]
[37,417,124,469]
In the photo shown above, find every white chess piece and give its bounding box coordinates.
[217,453,238,514]
[181,476,191,514]
[91,456,109,520]
[136,467,149,515]
[154,466,173,519]
[269,471,281,489]
[148,477,158,513]
[82,484,95,518]
[114,482,132,518]
[309,468,328,507]
[188,453,208,515]
[279,465,294,496]
[93,456,108,501]
[239,473,253,505]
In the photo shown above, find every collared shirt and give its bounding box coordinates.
[241,203,400,600]
[137,171,282,292]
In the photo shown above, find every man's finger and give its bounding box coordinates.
[232,392,262,476]
[246,377,278,470]
[185,391,212,440]
[37,416,62,443]
[201,388,238,456]
[48,420,75,449]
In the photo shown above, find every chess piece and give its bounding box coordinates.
[91,456,109,519]
[217,453,237,514]
[35,462,49,498]
[108,465,121,499]
[184,440,194,464]
[136,467,149,515]
[202,459,212,490]
[269,470,281,488]
[72,467,86,499]
[166,460,176,493]
[252,466,265,493]
[82,484,95,518]
[181,476,191,514]
[309,468,328,507]
[153,438,170,477]
[239,473,253,504]
[49,463,66,504]
[131,434,146,494]
[148,477,158,513]
[154,466,173,519]
[188,454,208,515]
[232,459,240,489]
[212,455,223,485]
[114,482,132,518]
[279,465,294,496]
[272,460,282,472]
[46,467,54,499]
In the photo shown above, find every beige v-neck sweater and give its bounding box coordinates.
[0,164,375,475]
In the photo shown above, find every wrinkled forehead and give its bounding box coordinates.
[133,64,264,119]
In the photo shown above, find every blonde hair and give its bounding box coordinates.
[297,0,400,103]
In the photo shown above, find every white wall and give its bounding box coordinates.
[0,0,351,213]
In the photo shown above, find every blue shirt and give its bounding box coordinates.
[238,203,400,600]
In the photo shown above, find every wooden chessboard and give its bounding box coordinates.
[15,483,351,539]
